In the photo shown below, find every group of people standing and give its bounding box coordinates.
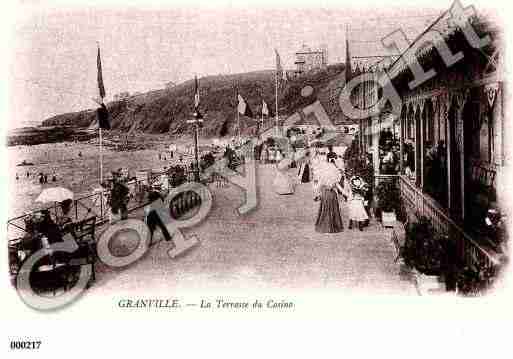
[315,174,370,233]
[271,145,371,234]
[256,142,284,164]
[271,147,313,195]
[15,171,57,184]
[158,151,174,161]
[314,148,370,234]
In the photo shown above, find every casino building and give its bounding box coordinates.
[294,44,329,75]
[352,7,508,286]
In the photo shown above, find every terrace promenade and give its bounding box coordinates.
[90,164,417,295]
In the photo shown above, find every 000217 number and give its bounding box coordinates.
[10,340,42,350]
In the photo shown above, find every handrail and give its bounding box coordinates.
[375,174,399,178]
[374,174,399,183]
[398,175,503,265]
[7,165,205,239]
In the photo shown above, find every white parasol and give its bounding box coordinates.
[36,187,74,203]
[277,158,293,171]
[295,148,307,161]
[314,161,342,187]
[310,154,325,170]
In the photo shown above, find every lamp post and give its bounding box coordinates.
[187,111,203,182]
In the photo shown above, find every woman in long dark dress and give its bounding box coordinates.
[298,151,311,183]
[314,160,344,234]
[315,184,344,233]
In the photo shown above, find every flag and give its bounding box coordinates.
[97,45,106,100]
[97,103,111,129]
[90,44,110,130]
[275,49,287,83]
[194,76,200,110]
[262,100,269,117]
[88,103,111,130]
[193,76,203,119]
[237,94,253,117]
[345,32,352,82]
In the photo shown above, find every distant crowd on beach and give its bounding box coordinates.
[15,171,58,184]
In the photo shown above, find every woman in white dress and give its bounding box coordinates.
[273,159,295,195]
[275,149,283,162]
[261,143,269,163]
[342,176,369,231]
[269,147,276,163]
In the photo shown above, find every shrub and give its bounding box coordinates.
[343,136,373,184]
[456,264,497,296]
[401,216,446,275]
[375,180,400,213]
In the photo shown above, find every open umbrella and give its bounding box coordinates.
[277,158,293,171]
[295,148,306,158]
[36,187,74,203]
[314,161,341,187]
[310,153,325,169]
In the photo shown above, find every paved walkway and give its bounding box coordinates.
[91,164,417,295]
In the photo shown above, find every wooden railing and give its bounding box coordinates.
[374,174,399,190]
[7,168,200,241]
[398,175,504,272]
[470,159,497,188]
[7,179,147,240]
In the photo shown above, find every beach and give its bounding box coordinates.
[7,134,202,218]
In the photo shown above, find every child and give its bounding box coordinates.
[343,176,369,231]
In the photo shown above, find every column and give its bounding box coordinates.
[420,104,425,190]
[372,116,379,176]
[399,112,404,174]
[445,99,452,212]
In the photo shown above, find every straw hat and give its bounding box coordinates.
[350,176,364,190]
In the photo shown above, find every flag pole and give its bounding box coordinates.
[261,109,263,139]
[237,104,241,143]
[194,121,200,182]
[275,70,278,137]
[96,41,106,185]
[236,87,241,143]
[99,127,103,183]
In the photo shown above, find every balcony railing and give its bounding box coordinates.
[397,175,504,272]
[374,174,399,189]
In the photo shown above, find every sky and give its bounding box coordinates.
[7,1,448,128]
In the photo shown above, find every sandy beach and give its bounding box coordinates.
[7,134,205,218]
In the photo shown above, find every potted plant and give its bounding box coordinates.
[375,180,399,225]
[456,264,497,296]
[400,217,448,294]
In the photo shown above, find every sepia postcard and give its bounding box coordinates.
[1,0,512,356]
